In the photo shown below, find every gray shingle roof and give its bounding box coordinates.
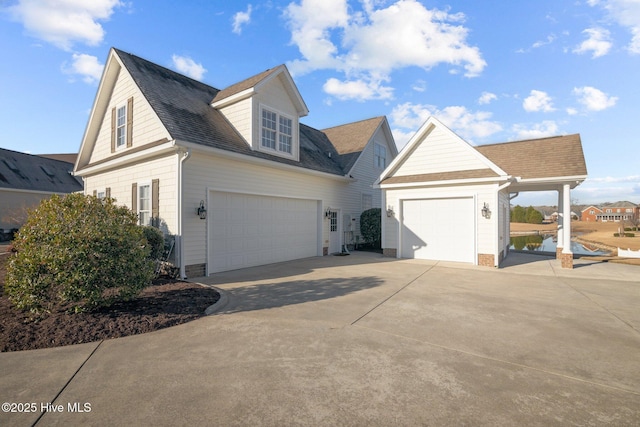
[114,49,346,176]
[322,117,385,172]
[0,148,83,193]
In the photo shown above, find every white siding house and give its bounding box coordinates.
[74,48,396,277]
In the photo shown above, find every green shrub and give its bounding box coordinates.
[5,194,155,314]
[360,208,381,248]
[613,233,634,237]
[141,226,164,260]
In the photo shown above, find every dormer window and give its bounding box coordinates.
[260,106,294,157]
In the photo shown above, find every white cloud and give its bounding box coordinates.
[232,4,252,35]
[323,77,393,101]
[573,86,618,111]
[390,102,502,144]
[63,53,103,84]
[573,27,612,58]
[512,121,559,139]
[390,128,416,150]
[586,175,640,183]
[523,90,555,112]
[8,0,122,50]
[411,79,427,92]
[588,0,640,54]
[284,0,486,101]
[171,55,207,81]
[478,91,497,105]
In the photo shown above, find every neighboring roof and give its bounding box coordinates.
[322,116,385,172]
[0,148,83,193]
[38,153,78,164]
[601,201,638,208]
[113,49,344,176]
[380,168,499,185]
[475,134,587,179]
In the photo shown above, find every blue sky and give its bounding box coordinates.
[1,0,639,206]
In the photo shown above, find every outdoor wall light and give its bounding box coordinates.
[325,207,332,218]
[481,202,491,219]
[197,200,207,220]
[386,205,395,218]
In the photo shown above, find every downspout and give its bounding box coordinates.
[177,147,192,279]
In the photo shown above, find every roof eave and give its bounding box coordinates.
[211,87,255,109]
[176,139,352,182]
[377,175,511,189]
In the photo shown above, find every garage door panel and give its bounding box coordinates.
[402,198,474,263]
[209,192,318,273]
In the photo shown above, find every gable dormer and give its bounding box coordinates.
[211,65,309,162]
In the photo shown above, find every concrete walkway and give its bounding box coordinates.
[1,252,638,426]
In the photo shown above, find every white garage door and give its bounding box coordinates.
[209,192,318,273]
[401,197,475,263]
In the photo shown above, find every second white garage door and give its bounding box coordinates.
[401,197,475,263]
[209,192,319,273]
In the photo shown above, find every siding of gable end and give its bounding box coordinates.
[218,97,252,146]
[82,154,178,234]
[90,67,170,165]
[395,125,489,176]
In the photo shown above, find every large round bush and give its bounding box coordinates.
[5,193,155,313]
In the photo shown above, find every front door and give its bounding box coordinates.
[328,210,341,254]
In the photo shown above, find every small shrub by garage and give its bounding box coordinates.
[360,208,382,249]
[5,193,155,314]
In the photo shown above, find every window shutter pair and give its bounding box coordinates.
[92,187,111,198]
[110,97,134,153]
[131,180,159,227]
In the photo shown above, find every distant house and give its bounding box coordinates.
[581,205,602,222]
[0,149,83,234]
[597,201,637,222]
[73,48,397,277]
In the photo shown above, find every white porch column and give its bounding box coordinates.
[556,186,564,256]
[561,183,573,268]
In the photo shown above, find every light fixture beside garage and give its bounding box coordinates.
[481,202,491,219]
[386,205,395,217]
[197,200,207,220]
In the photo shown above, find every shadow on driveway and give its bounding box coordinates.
[212,276,384,314]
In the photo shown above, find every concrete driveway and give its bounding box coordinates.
[1,252,639,426]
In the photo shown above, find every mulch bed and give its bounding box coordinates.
[0,253,220,352]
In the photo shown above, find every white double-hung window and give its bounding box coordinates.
[116,105,127,148]
[261,109,277,150]
[374,143,386,169]
[138,184,151,226]
[261,107,294,157]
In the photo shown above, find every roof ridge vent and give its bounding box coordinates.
[3,159,19,172]
[40,165,55,177]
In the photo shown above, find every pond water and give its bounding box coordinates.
[509,234,610,256]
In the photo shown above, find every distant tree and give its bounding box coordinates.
[510,205,526,223]
[525,206,544,224]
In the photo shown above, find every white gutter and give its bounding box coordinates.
[74,141,176,177]
[176,145,191,279]
[378,176,511,189]
[176,139,353,182]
